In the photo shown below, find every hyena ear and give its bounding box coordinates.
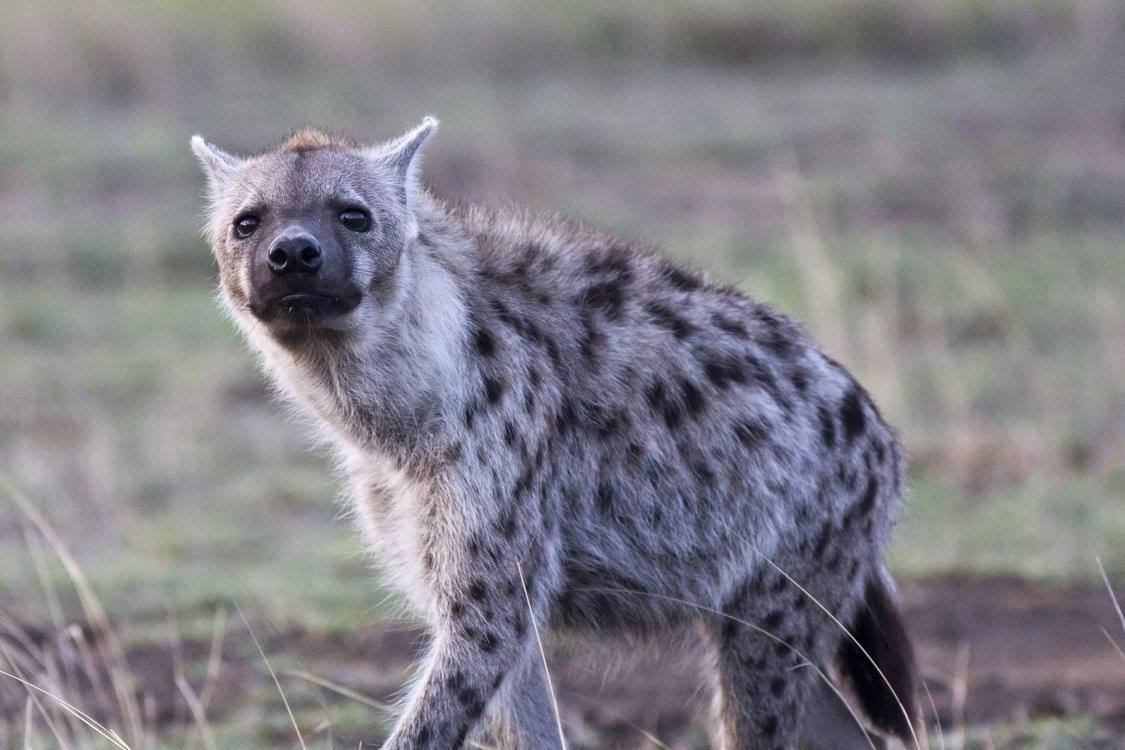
[190,135,244,194]
[367,116,438,202]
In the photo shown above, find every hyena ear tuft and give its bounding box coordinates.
[190,135,243,190]
[369,116,439,193]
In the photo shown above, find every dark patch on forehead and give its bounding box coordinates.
[277,128,351,153]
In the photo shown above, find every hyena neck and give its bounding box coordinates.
[256,200,474,467]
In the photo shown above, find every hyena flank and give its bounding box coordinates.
[192,119,921,750]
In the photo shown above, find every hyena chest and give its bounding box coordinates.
[346,452,438,617]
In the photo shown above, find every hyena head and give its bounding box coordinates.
[190,118,437,347]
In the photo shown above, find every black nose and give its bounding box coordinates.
[266,234,322,275]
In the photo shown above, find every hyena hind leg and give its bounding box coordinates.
[477,654,564,749]
[703,606,829,750]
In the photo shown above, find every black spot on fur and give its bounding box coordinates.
[473,326,497,357]
[579,277,628,319]
[680,376,705,417]
[554,396,577,434]
[743,354,792,412]
[483,375,505,405]
[858,474,879,517]
[840,387,866,444]
[544,336,562,369]
[818,405,837,449]
[416,725,431,744]
[646,378,685,429]
[813,522,833,558]
[578,314,604,360]
[595,481,615,513]
[458,685,482,713]
[691,459,715,487]
[503,421,516,446]
[711,312,749,339]
[468,579,488,602]
[644,300,695,339]
[733,418,767,450]
[703,353,750,389]
[479,632,499,653]
[754,308,796,359]
[790,367,808,393]
[588,245,633,278]
[661,263,702,291]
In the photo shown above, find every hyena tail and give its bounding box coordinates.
[837,569,922,746]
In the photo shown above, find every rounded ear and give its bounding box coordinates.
[366,116,439,196]
[190,135,244,192]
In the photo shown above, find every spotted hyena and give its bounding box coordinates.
[191,119,921,749]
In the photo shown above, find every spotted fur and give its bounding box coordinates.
[192,120,919,749]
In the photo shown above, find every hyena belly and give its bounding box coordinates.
[546,365,867,634]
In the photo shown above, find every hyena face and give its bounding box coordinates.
[191,119,436,342]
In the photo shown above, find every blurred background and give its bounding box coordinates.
[0,1,1122,747]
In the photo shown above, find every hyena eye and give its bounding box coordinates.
[338,209,372,233]
[233,214,260,239]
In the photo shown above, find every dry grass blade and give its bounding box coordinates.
[201,606,228,707]
[1,475,145,746]
[949,643,970,750]
[517,560,567,750]
[1096,557,1124,633]
[174,674,217,750]
[24,695,35,749]
[754,554,925,750]
[1099,626,1125,664]
[0,640,71,749]
[0,667,131,750]
[921,677,946,750]
[22,523,65,631]
[775,152,851,364]
[235,604,307,750]
[286,669,396,713]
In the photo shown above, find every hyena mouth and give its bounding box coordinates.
[252,287,363,327]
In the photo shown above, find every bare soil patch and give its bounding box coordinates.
[3,577,1121,747]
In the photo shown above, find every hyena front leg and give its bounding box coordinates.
[476,655,563,749]
[381,533,560,749]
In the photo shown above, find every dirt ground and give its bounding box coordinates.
[66,577,1120,747]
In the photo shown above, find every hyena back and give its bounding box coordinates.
[192,119,920,749]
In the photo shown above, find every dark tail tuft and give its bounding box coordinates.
[838,573,921,745]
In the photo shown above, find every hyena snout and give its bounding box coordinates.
[267,231,322,276]
[249,224,362,327]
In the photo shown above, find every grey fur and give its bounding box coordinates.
[192,121,911,749]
